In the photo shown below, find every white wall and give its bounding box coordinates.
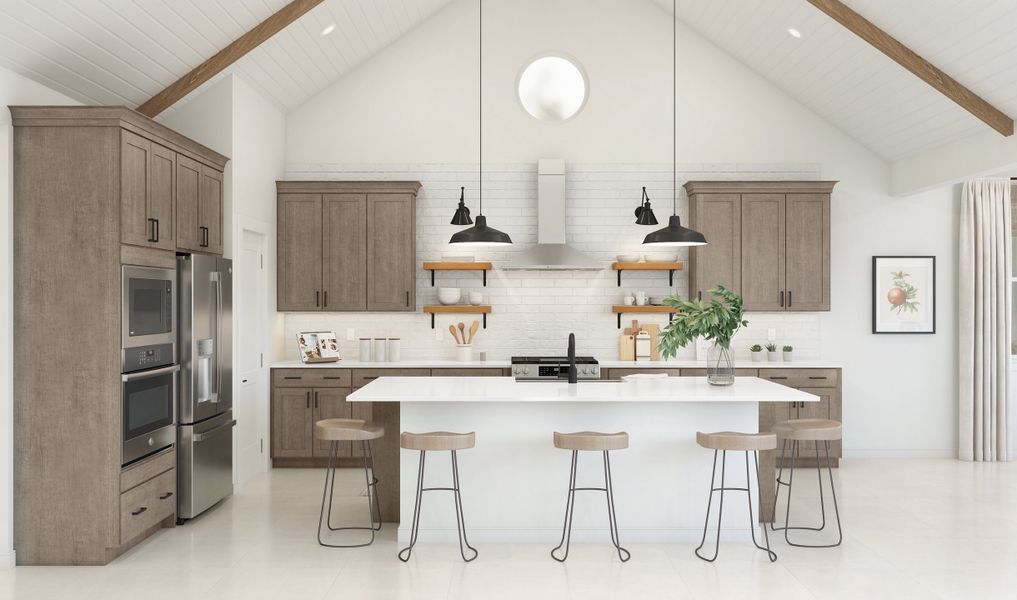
[0,65,80,568]
[284,0,960,458]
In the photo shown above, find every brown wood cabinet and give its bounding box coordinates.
[276,181,421,312]
[686,181,836,311]
[176,157,224,255]
[11,106,228,565]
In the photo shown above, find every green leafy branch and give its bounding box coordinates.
[658,285,748,360]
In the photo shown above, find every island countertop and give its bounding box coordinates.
[346,376,819,403]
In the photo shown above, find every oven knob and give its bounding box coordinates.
[148,437,155,447]
[523,368,530,375]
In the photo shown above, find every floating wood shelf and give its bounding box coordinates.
[423,261,493,286]
[611,261,684,287]
[423,304,492,328]
[611,304,677,328]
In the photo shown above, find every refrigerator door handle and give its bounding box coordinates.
[193,419,236,442]
[211,271,222,403]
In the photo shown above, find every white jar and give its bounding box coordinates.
[359,338,372,362]
[373,338,387,362]
[456,344,473,362]
[387,338,401,362]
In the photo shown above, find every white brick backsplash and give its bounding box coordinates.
[282,163,822,361]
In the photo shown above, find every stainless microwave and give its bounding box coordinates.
[122,265,175,358]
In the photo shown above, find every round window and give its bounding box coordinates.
[517,55,588,122]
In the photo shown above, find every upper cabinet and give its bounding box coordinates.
[120,130,176,251]
[276,181,421,312]
[176,157,224,255]
[686,181,836,312]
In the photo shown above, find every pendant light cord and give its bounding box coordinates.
[478,0,483,216]
[672,0,677,217]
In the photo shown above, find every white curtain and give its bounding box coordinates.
[959,179,1012,462]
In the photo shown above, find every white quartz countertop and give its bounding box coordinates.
[346,376,820,403]
[270,359,839,370]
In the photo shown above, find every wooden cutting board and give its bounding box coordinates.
[619,334,635,361]
[641,324,661,361]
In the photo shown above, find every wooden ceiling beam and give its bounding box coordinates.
[136,0,324,118]
[807,0,1014,137]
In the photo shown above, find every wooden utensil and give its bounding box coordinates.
[458,322,467,343]
[449,324,461,344]
[467,320,479,344]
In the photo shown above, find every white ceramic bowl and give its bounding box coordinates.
[468,291,483,305]
[442,254,475,262]
[437,287,461,305]
[616,254,639,263]
[644,253,678,262]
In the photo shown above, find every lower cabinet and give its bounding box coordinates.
[119,446,176,546]
[270,386,356,459]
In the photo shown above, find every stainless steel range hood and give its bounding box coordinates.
[502,159,602,271]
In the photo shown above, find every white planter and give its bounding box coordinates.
[783,351,793,362]
[767,351,780,362]
[751,352,764,362]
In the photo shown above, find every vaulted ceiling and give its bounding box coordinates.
[2,0,1016,162]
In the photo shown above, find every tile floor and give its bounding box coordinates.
[1,459,1016,599]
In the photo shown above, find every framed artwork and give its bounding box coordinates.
[872,256,936,334]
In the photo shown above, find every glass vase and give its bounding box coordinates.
[707,342,735,386]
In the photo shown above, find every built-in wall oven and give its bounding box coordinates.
[122,265,178,465]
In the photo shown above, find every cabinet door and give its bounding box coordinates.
[199,165,223,255]
[366,194,415,311]
[277,194,323,311]
[740,194,785,311]
[271,387,312,458]
[149,144,176,251]
[176,155,202,252]
[784,194,830,311]
[322,194,367,310]
[120,130,152,248]
[689,193,741,302]
[313,388,352,458]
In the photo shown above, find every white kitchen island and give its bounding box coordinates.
[347,376,818,544]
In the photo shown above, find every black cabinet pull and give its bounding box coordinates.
[769,376,788,380]
[153,218,159,242]
[406,291,410,307]
[314,391,319,409]
[159,492,173,500]
[362,376,378,382]
[306,391,310,409]
[788,290,792,307]
[315,291,320,307]
[131,506,147,516]
[323,291,328,307]
[780,290,784,307]
[199,226,209,247]
[323,376,343,380]
[147,218,158,242]
[283,376,302,380]
[697,291,702,301]
[808,376,827,380]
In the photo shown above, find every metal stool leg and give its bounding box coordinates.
[746,450,777,562]
[398,450,426,561]
[695,450,726,562]
[318,440,382,548]
[771,440,843,548]
[551,450,579,562]
[603,450,631,562]
[451,450,478,562]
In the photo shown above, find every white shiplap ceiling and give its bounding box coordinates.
[0,0,452,116]
[665,0,1017,161]
[2,0,1016,161]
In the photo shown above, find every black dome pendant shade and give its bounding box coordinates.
[642,0,707,248]
[450,186,473,225]
[642,215,707,246]
[449,0,511,247]
[449,215,512,246]
[634,186,658,225]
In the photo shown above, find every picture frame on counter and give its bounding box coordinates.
[297,331,341,363]
[872,256,936,334]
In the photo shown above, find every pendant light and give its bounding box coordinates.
[450,0,512,246]
[450,186,473,225]
[642,0,707,248]
[634,186,658,225]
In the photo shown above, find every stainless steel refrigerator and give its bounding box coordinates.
[177,254,235,521]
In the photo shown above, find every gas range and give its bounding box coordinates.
[511,356,601,381]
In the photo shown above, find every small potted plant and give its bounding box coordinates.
[750,344,764,362]
[659,285,748,386]
[766,343,779,362]
[783,344,794,362]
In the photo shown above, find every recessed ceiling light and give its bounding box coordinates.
[787,27,802,39]
[321,24,336,36]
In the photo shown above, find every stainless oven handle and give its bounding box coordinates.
[122,364,180,382]
[193,419,236,442]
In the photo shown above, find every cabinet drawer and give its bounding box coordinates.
[120,468,175,543]
[273,369,351,388]
[431,368,505,377]
[352,368,430,388]
[759,368,839,388]
[121,446,175,492]
[680,368,759,377]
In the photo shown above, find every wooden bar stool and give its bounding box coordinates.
[398,431,478,563]
[551,431,631,562]
[695,431,778,562]
[770,419,843,548]
[314,418,384,548]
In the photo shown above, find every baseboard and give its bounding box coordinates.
[842,449,954,459]
[0,550,15,568]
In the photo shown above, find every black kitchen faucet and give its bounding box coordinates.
[567,333,577,384]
